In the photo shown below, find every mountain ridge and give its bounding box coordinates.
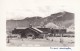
[6,11,74,31]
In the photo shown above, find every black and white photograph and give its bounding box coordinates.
[1,0,80,51]
[5,0,76,47]
[6,4,75,47]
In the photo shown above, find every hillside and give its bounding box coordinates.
[6,11,74,31]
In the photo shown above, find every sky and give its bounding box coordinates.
[1,0,80,20]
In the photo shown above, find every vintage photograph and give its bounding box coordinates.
[5,0,75,47]
[6,11,74,47]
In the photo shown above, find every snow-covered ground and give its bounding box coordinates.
[7,37,74,47]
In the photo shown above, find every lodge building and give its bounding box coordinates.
[12,25,66,39]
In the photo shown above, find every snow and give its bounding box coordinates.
[32,27,43,33]
[7,37,74,47]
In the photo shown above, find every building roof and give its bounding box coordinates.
[30,27,43,33]
[16,27,27,29]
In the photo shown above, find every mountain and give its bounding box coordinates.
[6,11,74,31]
[43,11,74,28]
